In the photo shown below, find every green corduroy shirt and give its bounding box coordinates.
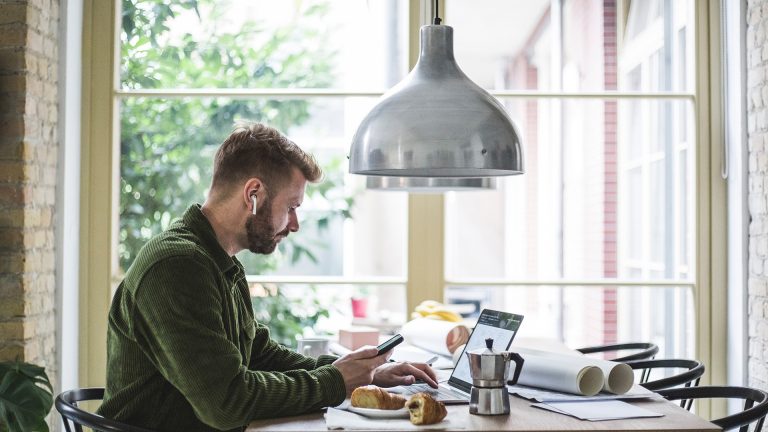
[97,205,346,432]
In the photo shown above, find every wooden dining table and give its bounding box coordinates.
[247,337,719,431]
[246,393,720,431]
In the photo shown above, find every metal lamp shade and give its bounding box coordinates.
[349,25,524,177]
[366,176,496,192]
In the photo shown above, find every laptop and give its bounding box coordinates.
[396,309,524,404]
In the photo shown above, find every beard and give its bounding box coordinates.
[245,197,289,254]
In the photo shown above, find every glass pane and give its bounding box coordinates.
[444,285,694,359]
[445,99,694,281]
[118,97,407,278]
[250,283,407,348]
[120,0,409,89]
[444,0,693,92]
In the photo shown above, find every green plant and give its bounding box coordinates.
[251,285,331,348]
[0,361,53,432]
[119,0,344,275]
[352,285,372,299]
[119,0,358,341]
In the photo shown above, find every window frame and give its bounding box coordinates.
[80,0,726,417]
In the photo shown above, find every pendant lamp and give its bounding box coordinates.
[366,176,496,193]
[348,10,524,178]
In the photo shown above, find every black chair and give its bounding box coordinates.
[576,342,659,362]
[626,358,705,390]
[658,386,768,432]
[55,388,157,432]
[625,359,705,410]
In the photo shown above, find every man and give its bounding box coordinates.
[98,123,438,432]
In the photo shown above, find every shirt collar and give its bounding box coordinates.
[182,204,238,276]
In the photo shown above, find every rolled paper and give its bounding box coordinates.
[514,347,635,395]
[400,318,471,356]
[516,351,605,396]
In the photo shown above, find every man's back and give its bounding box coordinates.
[98,205,345,431]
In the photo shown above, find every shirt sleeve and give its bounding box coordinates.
[248,323,339,372]
[130,254,346,429]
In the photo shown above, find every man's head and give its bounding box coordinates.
[208,122,322,254]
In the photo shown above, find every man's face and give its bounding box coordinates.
[245,168,306,255]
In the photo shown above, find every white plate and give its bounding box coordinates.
[347,406,410,419]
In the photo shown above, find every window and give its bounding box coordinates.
[83,0,722,392]
[117,0,411,344]
[443,0,696,358]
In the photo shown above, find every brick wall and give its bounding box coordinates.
[0,0,59,389]
[748,0,768,390]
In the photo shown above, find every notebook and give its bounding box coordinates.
[395,309,524,404]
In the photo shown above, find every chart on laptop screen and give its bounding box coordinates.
[451,310,524,386]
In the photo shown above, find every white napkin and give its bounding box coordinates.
[324,407,464,430]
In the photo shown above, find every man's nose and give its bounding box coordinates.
[288,212,299,232]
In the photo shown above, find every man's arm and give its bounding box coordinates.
[248,324,338,372]
[131,255,346,428]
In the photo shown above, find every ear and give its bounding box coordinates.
[242,177,263,212]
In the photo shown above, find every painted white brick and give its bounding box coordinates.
[758,151,768,170]
[749,0,768,394]
[762,134,768,153]
[750,278,768,296]
[758,236,768,258]
[750,192,767,214]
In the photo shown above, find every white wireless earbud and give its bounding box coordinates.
[251,195,258,215]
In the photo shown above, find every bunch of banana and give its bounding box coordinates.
[411,300,463,322]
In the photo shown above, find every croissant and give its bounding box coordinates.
[406,392,448,425]
[350,386,407,410]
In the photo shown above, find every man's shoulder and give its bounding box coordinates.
[142,223,200,258]
[124,223,215,286]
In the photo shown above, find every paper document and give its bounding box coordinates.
[331,341,454,369]
[329,342,352,356]
[508,383,661,403]
[532,400,664,421]
[390,345,454,369]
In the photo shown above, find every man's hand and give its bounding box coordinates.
[332,346,391,396]
[372,362,439,388]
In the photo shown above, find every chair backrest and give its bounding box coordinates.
[576,342,659,362]
[625,358,705,410]
[55,388,157,432]
[625,358,705,390]
[658,386,768,432]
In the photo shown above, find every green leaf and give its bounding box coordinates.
[118,0,356,278]
[0,362,52,432]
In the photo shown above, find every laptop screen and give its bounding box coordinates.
[448,309,524,391]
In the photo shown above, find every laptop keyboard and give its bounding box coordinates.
[400,383,466,400]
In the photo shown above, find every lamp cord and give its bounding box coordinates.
[433,0,442,24]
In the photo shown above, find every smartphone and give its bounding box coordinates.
[376,334,404,356]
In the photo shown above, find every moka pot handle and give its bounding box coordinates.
[505,353,525,385]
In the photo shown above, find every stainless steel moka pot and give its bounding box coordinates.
[466,337,525,415]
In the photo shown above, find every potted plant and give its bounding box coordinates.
[351,286,372,319]
[0,360,53,432]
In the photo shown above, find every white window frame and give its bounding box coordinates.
[80,0,726,417]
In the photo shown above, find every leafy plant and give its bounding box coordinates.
[252,285,331,348]
[119,0,346,275]
[0,361,53,432]
[119,0,355,340]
